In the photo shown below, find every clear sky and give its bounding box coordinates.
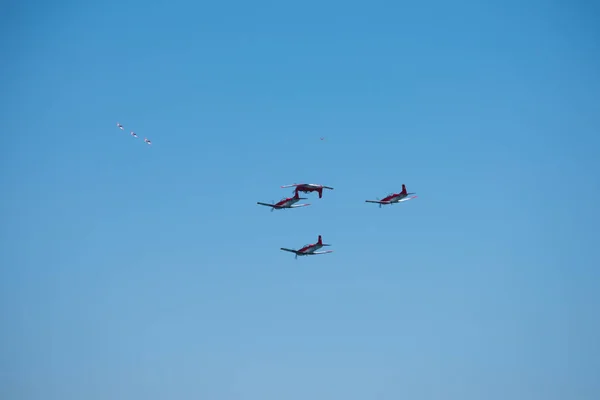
[1,0,599,399]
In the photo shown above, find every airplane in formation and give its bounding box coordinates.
[280,235,333,259]
[257,191,310,211]
[365,184,417,207]
[280,183,334,198]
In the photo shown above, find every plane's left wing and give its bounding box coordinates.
[257,202,278,208]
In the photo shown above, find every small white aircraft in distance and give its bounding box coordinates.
[281,183,334,198]
[117,122,124,130]
[257,191,310,211]
[280,235,333,259]
[365,184,417,208]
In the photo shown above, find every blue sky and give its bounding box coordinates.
[1,0,599,398]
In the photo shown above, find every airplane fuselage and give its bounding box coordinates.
[297,184,319,190]
[382,193,408,203]
[277,197,300,208]
[297,244,323,254]
[295,185,321,194]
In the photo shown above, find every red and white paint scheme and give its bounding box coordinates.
[257,191,310,211]
[280,235,333,259]
[117,122,124,130]
[281,183,334,199]
[365,184,417,207]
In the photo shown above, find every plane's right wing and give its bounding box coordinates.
[397,196,417,202]
[365,200,390,204]
[312,250,333,254]
[290,203,310,208]
[280,248,298,254]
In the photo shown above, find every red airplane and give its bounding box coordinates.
[281,183,334,199]
[280,235,333,259]
[365,184,417,208]
[257,191,310,211]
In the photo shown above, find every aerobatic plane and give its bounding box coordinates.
[257,191,310,211]
[365,184,417,207]
[130,131,138,138]
[116,122,124,130]
[281,183,334,198]
[280,235,333,259]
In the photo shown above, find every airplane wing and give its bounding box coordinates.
[365,200,391,204]
[289,203,310,208]
[311,250,333,255]
[398,196,417,202]
[257,202,279,208]
[280,248,298,254]
[280,184,299,188]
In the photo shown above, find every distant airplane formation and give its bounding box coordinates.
[116,122,151,146]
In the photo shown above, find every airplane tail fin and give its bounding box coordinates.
[318,235,322,245]
[401,184,407,194]
[317,188,323,198]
